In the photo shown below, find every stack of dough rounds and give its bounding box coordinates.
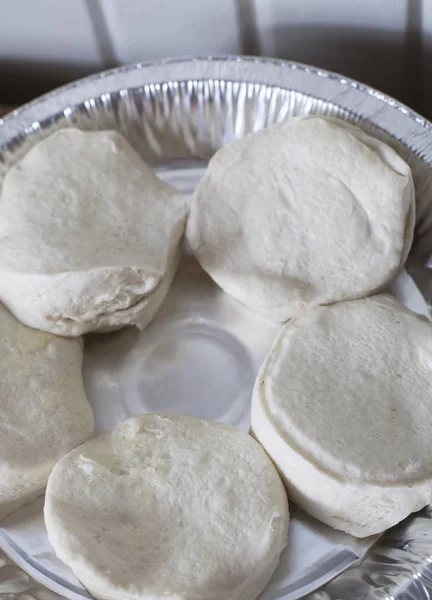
[0,128,187,336]
[0,302,93,520]
[251,295,432,537]
[187,116,415,320]
[44,414,289,600]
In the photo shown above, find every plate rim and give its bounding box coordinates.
[1,55,432,146]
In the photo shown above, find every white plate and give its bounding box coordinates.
[0,163,428,600]
[1,57,432,600]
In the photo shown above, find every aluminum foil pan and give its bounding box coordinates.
[1,56,432,600]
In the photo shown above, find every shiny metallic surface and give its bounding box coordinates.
[1,56,432,600]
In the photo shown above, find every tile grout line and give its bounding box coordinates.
[235,0,263,56]
[405,0,424,115]
[84,0,118,70]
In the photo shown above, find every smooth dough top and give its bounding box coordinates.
[0,128,186,277]
[44,414,289,600]
[187,116,415,320]
[254,295,432,485]
[0,302,94,519]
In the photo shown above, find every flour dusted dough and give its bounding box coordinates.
[0,128,187,336]
[187,116,415,320]
[0,302,93,520]
[251,295,432,537]
[44,414,289,600]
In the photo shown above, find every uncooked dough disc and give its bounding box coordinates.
[187,116,415,320]
[44,414,289,600]
[252,295,432,537]
[0,302,94,520]
[0,128,187,336]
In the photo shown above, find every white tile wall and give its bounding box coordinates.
[0,0,103,67]
[254,0,410,54]
[0,0,431,116]
[100,0,242,64]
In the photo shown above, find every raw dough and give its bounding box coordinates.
[0,128,187,336]
[187,116,415,320]
[251,295,432,537]
[44,414,289,600]
[0,302,93,520]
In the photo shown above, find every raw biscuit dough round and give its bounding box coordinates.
[0,128,187,336]
[187,116,415,320]
[251,295,432,537]
[0,302,94,520]
[44,414,289,600]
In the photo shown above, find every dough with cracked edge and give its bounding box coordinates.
[0,302,93,521]
[0,128,187,336]
[44,414,289,600]
[187,116,415,320]
[251,295,432,537]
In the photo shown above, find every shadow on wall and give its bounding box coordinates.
[0,24,430,120]
[266,25,426,118]
[0,60,97,107]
